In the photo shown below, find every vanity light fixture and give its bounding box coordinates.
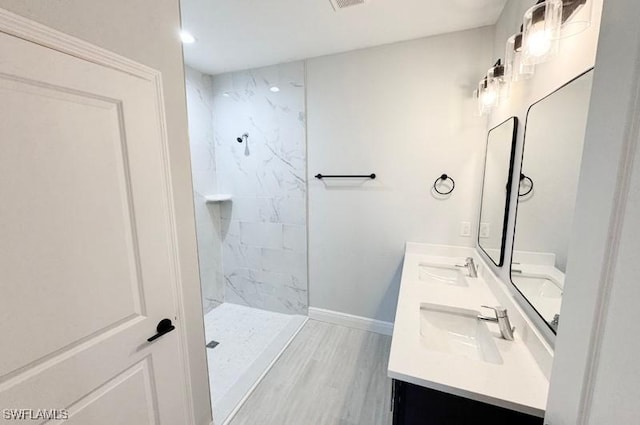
[477,76,498,116]
[522,0,562,66]
[505,31,534,82]
[488,59,510,101]
[473,0,593,116]
[560,0,592,37]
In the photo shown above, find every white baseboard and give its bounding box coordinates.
[308,307,394,336]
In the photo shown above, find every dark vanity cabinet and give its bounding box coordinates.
[391,380,543,425]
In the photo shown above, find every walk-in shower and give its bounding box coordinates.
[184,61,308,424]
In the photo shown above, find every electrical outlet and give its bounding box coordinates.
[480,222,491,238]
[460,221,471,237]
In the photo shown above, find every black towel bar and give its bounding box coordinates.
[315,173,376,180]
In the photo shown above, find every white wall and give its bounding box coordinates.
[0,1,212,424]
[307,27,494,322]
[185,66,224,312]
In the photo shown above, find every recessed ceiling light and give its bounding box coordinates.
[270,86,280,93]
[180,31,196,44]
[223,92,230,97]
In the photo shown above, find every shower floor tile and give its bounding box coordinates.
[203,303,306,424]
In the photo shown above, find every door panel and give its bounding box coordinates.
[0,15,189,425]
[60,359,158,425]
[0,76,144,377]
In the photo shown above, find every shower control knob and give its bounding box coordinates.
[237,133,249,143]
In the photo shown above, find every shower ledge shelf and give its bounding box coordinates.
[205,194,233,203]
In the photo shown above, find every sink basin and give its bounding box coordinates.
[418,262,469,287]
[419,303,503,365]
[512,274,562,299]
[512,273,562,322]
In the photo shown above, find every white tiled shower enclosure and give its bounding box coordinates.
[186,61,308,315]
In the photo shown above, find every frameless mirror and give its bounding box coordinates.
[479,117,518,266]
[511,70,594,333]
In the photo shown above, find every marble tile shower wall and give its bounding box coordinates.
[211,62,308,315]
[185,67,224,313]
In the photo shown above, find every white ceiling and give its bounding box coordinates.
[180,0,507,75]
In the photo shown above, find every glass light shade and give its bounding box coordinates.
[505,34,534,82]
[477,77,498,116]
[560,0,592,37]
[522,0,563,66]
[488,62,510,100]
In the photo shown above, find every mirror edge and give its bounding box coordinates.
[508,67,595,339]
[478,116,519,268]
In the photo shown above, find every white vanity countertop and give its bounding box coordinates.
[388,243,549,417]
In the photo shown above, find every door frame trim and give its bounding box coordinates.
[576,42,640,425]
[544,2,640,423]
[0,8,196,425]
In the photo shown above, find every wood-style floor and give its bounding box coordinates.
[228,320,393,425]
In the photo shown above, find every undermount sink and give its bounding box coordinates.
[419,303,503,365]
[418,262,469,287]
[512,273,562,323]
[512,274,562,299]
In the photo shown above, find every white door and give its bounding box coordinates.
[0,12,190,425]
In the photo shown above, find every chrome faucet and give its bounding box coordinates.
[456,257,478,278]
[478,306,515,341]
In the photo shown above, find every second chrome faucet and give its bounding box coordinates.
[456,257,478,278]
[453,258,514,340]
[478,306,515,341]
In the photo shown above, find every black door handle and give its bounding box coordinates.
[147,318,175,342]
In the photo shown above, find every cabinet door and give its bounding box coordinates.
[393,380,543,425]
[392,380,406,425]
